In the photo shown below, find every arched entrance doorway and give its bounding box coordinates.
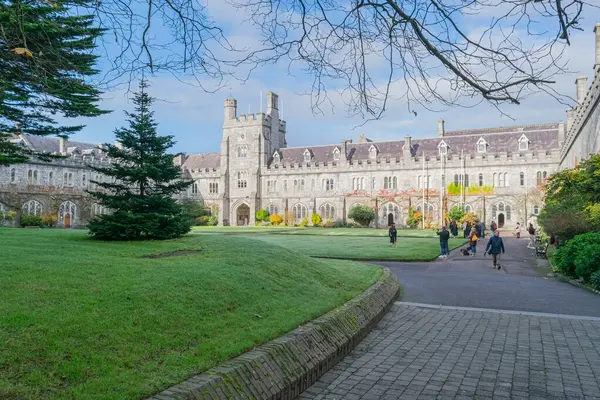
[388,213,394,226]
[498,213,505,228]
[491,201,511,228]
[382,203,400,227]
[236,204,250,226]
[59,201,76,228]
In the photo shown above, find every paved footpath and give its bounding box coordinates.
[299,303,600,400]
[298,236,600,399]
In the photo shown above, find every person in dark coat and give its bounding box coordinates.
[485,230,505,270]
[449,220,458,238]
[464,221,471,238]
[490,220,497,232]
[389,224,397,248]
[475,222,483,238]
[437,225,451,258]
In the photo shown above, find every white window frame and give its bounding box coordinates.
[303,149,311,163]
[333,147,341,161]
[476,137,487,153]
[518,134,529,151]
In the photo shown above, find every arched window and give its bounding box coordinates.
[323,178,334,191]
[542,171,548,184]
[382,203,400,220]
[10,168,16,183]
[498,202,505,212]
[464,174,469,187]
[504,173,508,186]
[498,173,505,187]
[292,204,307,220]
[392,177,397,189]
[464,204,472,213]
[91,203,109,217]
[319,203,335,220]
[237,171,247,188]
[267,204,279,215]
[68,173,73,186]
[22,200,42,216]
[534,205,540,215]
[519,172,524,186]
[191,182,199,194]
[492,204,497,216]
[384,177,389,189]
[454,174,459,186]
[478,173,483,186]
[536,171,542,186]
[333,148,340,161]
[27,170,33,184]
[506,205,512,220]
[303,150,311,162]
[59,201,77,223]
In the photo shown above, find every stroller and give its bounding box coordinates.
[460,247,471,256]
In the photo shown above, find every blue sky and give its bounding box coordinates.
[67,2,600,154]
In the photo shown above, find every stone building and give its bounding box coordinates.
[3,25,600,229]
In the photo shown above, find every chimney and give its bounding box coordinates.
[558,121,566,147]
[594,24,600,72]
[566,108,575,133]
[403,135,413,157]
[341,139,352,158]
[173,153,186,166]
[576,76,588,104]
[224,98,237,121]
[266,92,279,116]
[438,119,445,137]
[59,136,67,155]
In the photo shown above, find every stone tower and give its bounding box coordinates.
[219,92,287,225]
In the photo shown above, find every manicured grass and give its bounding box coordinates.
[0,228,381,400]
[192,226,438,238]
[243,234,466,261]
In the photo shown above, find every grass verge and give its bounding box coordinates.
[0,228,381,399]
[192,226,438,238]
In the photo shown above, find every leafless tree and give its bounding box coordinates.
[23,1,600,116]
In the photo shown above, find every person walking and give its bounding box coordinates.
[469,227,479,256]
[514,222,521,239]
[389,224,398,248]
[437,225,450,258]
[476,221,483,238]
[449,220,458,238]
[464,221,471,238]
[485,230,505,269]
[527,223,536,248]
[490,220,497,233]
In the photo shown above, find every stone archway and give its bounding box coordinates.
[387,213,394,226]
[236,204,250,226]
[498,213,505,228]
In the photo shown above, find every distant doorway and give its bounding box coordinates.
[64,213,71,228]
[387,213,394,226]
[498,213,505,228]
[236,204,250,226]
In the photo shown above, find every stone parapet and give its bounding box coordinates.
[148,267,401,400]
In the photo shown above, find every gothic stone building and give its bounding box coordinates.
[6,22,600,229]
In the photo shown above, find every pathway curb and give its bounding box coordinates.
[148,267,401,400]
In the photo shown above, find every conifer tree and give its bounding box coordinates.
[0,0,108,166]
[87,80,192,240]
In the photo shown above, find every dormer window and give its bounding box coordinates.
[273,151,281,164]
[518,134,529,151]
[333,147,341,161]
[476,137,487,153]
[303,149,312,163]
[438,140,448,156]
[368,145,378,159]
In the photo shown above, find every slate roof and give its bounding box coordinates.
[182,153,220,170]
[23,134,98,153]
[268,123,561,166]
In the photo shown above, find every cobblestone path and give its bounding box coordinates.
[299,303,600,400]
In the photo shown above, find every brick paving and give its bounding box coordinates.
[298,303,600,400]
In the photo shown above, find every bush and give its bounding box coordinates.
[181,199,207,219]
[459,212,478,225]
[208,216,218,226]
[41,213,57,227]
[300,218,309,227]
[20,215,43,227]
[555,232,600,280]
[332,220,346,228]
[269,213,283,225]
[323,219,334,227]
[256,209,269,222]
[447,205,466,222]
[406,207,422,228]
[348,204,375,227]
[0,210,16,225]
[311,213,322,226]
[195,216,210,226]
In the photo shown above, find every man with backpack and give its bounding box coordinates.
[436,225,451,258]
[485,230,505,270]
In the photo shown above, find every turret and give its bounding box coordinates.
[224,98,237,121]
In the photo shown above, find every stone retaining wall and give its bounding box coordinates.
[149,267,400,400]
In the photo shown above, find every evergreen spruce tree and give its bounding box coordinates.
[0,1,108,166]
[87,80,192,240]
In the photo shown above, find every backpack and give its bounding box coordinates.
[471,234,478,242]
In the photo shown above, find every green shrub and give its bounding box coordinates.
[555,232,600,280]
[332,220,346,228]
[447,205,466,222]
[256,209,269,222]
[311,213,322,226]
[208,216,218,226]
[1,210,16,225]
[300,218,309,227]
[591,270,600,291]
[323,219,334,227]
[195,216,210,226]
[348,204,375,226]
[20,215,43,227]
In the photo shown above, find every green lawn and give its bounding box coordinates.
[0,228,381,400]
[244,234,466,261]
[192,226,438,238]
